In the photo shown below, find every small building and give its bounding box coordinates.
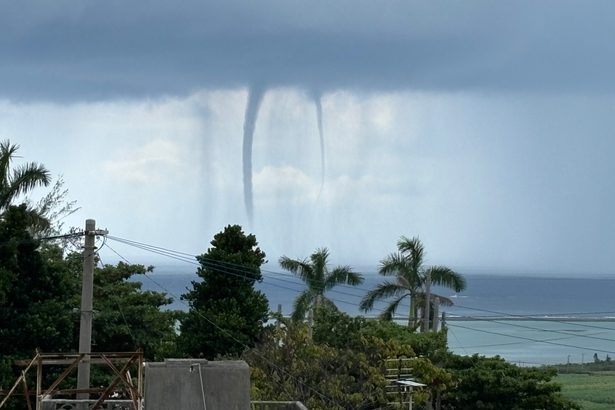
[144,359,250,410]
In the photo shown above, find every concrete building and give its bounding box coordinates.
[144,359,250,410]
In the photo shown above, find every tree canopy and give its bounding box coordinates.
[0,140,50,211]
[442,354,580,410]
[247,306,453,410]
[179,224,269,359]
[279,247,363,335]
[0,205,78,358]
[92,261,177,360]
[361,236,466,328]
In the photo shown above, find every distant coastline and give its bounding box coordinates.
[133,269,615,364]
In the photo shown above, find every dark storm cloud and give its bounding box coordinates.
[2,0,615,101]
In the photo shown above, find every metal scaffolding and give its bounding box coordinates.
[0,351,143,410]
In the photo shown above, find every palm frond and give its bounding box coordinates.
[413,291,425,304]
[310,248,329,286]
[279,256,314,285]
[11,163,50,192]
[379,251,423,290]
[0,163,50,208]
[415,291,455,308]
[359,281,408,312]
[320,297,339,312]
[324,266,363,290]
[376,235,467,327]
[378,294,407,321]
[311,247,329,264]
[428,266,467,292]
[379,252,409,276]
[0,140,18,186]
[397,236,424,269]
[291,290,314,322]
[430,293,454,307]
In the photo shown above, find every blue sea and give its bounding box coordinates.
[136,265,615,366]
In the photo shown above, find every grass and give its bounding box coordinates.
[557,371,615,410]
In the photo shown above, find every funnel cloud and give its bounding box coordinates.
[313,93,325,198]
[3,1,615,224]
[242,86,265,225]
[242,89,327,221]
[2,1,615,275]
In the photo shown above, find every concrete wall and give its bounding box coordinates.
[251,402,308,410]
[41,400,133,410]
[144,359,250,410]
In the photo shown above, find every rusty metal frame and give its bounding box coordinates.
[90,352,141,410]
[0,353,39,409]
[21,371,33,410]
[0,351,143,410]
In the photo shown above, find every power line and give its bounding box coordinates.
[40,231,85,241]
[447,327,468,355]
[447,322,615,355]
[448,315,615,343]
[453,304,615,333]
[448,330,609,350]
[107,235,373,296]
[106,236,414,319]
[106,235,615,327]
[106,235,615,320]
[105,237,406,321]
[106,235,379,305]
[102,242,346,409]
[103,235,615,347]
[105,234,615,319]
[97,251,138,347]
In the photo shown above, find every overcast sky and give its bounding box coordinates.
[2,1,615,275]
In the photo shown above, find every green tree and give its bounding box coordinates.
[0,205,79,401]
[92,262,177,360]
[248,308,452,410]
[442,354,580,410]
[312,306,454,408]
[178,224,269,359]
[360,236,466,328]
[0,146,178,405]
[0,205,77,352]
[313,306,448,360]
[279,248,363,333]
[246,324,388,410]
[0,140,50,211]
[0,204,178,381]
[29,176,80,237]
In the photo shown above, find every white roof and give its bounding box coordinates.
[395,380,426,387]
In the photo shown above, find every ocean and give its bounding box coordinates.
[135,265,615,366]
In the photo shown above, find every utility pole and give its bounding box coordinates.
[76,219,108,399]
[432,297,440,332]
[441,312,447,335]
[422,271,431,332]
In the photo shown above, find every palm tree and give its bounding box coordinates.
[0,140,50,210]
[279,248,363,334]
[360,236,466,329]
